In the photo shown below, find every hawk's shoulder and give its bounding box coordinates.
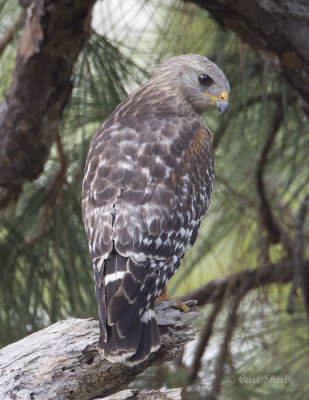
[82,108,213,262]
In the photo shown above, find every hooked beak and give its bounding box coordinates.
[203,89,229,116]
[216,100,229,116]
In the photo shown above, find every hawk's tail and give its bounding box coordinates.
[98,306,160,364]
[95,252,161,365]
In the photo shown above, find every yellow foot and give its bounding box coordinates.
[155,286,189,313]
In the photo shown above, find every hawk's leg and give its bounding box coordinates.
[155,286,189,312]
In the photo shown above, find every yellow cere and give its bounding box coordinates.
[203,90,229,104]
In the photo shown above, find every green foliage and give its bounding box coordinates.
[0,0,308,398]
[0,5,148,344]
[0,0,20,96]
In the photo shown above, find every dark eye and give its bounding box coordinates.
[198,74,210,85]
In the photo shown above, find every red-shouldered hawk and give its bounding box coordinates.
[82,54,230,364]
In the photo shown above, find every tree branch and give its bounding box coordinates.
[188,298,223,383]
[210,290,243,398]
[288,194,309,314]
[101,388,183,400]
[190,0,309,115]
[0,0,95,205]
[0,301,201,400]
[183,259,306,393]
[213,93,284,150]
[180,259,302,307]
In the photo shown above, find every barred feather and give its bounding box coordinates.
[82,54,230,364]
[96,253,160,363]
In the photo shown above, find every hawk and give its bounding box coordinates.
[82,54,230,364]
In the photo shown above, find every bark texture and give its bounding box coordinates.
[0,301,200,400]
[192,0,309,114]
[0,0,94,188]
[101,388,182,400]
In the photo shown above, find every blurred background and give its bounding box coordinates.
[0,0,308,399]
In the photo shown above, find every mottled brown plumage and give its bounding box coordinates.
[82,54,230,364]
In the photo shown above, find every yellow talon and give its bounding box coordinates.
[155,286,189,312]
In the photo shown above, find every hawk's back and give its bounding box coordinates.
[82,54,228,364]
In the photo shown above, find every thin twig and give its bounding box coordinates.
[54,134,67,204]
[287,194,309,314]
[213,94,283,150]
[180,258,298,307]
[19,135,67,247]
[0,13,23,56]
[210,284,246,398]
[255,103,283,246]
[188,298,224,383]
[215,174,254,208]
[55,134,67,176]
[185,259,300,389]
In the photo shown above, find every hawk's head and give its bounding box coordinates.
[154,54,230,115]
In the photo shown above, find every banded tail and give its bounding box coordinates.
[94,252,161,364]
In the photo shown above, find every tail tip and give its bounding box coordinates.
[98,311,161,365]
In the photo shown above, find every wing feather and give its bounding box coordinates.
[82,112,213,363]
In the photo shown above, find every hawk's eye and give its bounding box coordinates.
[198,74,210,85]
